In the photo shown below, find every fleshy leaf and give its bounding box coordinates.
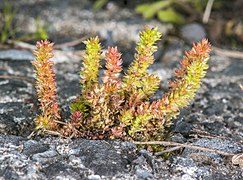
[32,40,61,130]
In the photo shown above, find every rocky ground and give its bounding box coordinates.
[0,0,242,179]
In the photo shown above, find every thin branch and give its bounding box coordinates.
[191,129,230,140]
[133,141,234,156]
[7,36,89,51]
[27,131,37,139]
[155,146,182,156]
[55,36,89,49]
[7,40,36,50]
[240,83,243,91]
[191,129,243,145]
[213,46,243,59]
[232,153,243,167]
[54,120,67,125]
[43,129,64,137]
[203,0,214,24]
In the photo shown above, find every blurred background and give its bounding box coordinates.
[0,0,243,64]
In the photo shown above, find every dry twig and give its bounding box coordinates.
[155,146,182,156]
[232,153,243,168]
[7,36,89,51]
[133,141,234,156]
[55,36,89,49]
[213,46,243,59]
[7,40,36,50]
[203,0,214,24]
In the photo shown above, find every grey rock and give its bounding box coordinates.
[87,175,101,180]
[0,50,34,61]
[171,153,243,179]
[0,1,242,178]
[183,138,243,163]
[72,139,137,176]
[10,0,172,45]
[0,134,137,179]
[6,0,171,66]
[0,49,84,64]
[135,169,154,180]
[1,46,242,179]
[22,139,49,155]
[173,118,193,136]
[180,23,207,44]
[168,133,186,143]
[1,47,242,178]
[222,60,243,76]
[160,38,185,69]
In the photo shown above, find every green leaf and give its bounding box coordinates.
[92,0,108,11]
[157,8,185,24]
[135,4,150,14]
[70,97,90,117]
[136,0,173,19]
[0,0,16,43]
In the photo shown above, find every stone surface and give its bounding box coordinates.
[0,50,34,61]
[180,23,207,44]
[1,45,242,179]
[0,0,242,179]
[2,0,171,66]
[12,0,172,43]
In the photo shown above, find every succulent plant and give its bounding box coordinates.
[33,27,211,149]
[32,40,61,130]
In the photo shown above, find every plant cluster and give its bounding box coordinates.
[32,41,60,130]
[32,27,211,146]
